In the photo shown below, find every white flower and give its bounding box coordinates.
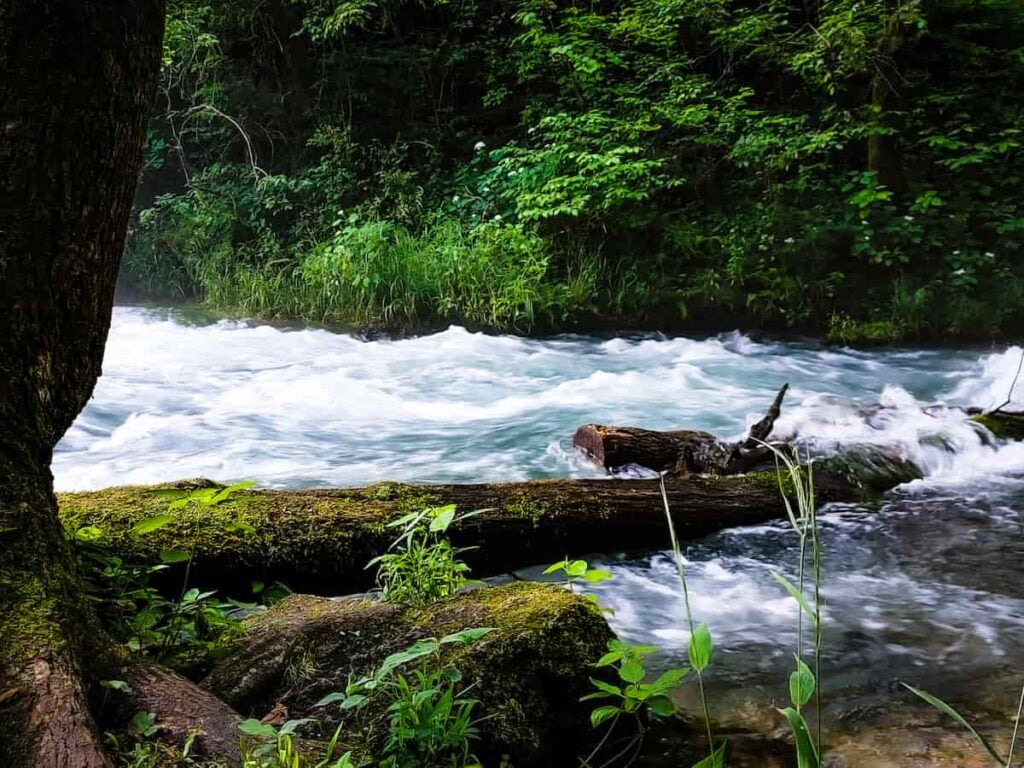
[784,237,795,244]
[953,250,961,255]
[474,141,486,151]
[493,214,503,221]
[985,251,995,258]
[904,215,914,222]
[528,127,536,135]
[953,268,967,276]
[758,244,769,252]
[483,186,490,193]
[453,195,460,202]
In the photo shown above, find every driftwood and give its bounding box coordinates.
[58,451,918,595]
[575,386,1024,474]
[575,384,791,473]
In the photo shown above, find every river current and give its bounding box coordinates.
[56,307,1024,765]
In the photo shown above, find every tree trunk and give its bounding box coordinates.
[0,1,164,764]
[58,453,921,595]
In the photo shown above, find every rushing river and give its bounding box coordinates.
[57,307,1024,765]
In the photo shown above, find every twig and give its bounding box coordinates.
[990,349,1024,415]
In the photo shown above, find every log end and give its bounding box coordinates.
[572,424,608,465]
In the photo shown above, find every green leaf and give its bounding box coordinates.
[688,623,713,672]
[691,741,727,768]
[648,695,676,717]
[902,684,1005,764]
[439,627,494,645]
[159,549,191,564]
[132,515,174,536]
[100,679,132,693]
[543,561,567,575]
[595,649,623,667]
[566,559,589,578]
[74,525,104,543]
[789,658,816,710]
[583,568,613,583]
[619,658,645,684]
[429,504,458,532]
[587,678,622,697]
[128,711,160,738]
[132,518,174,536]
[590,705,620,728]
[238,718,278,741]
[778,707,820,768]
[315,692,347,708]
[770,570,817,626]
[650,667,688,695]
[340,693,368,710]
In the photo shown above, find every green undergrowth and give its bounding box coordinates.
[122,0,1024,340]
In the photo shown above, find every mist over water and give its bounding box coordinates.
[56,307,1024,753]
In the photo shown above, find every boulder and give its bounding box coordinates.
[204,582,614,767]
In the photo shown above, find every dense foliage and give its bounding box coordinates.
[126,0,1024,340]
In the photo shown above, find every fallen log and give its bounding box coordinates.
[575,384,791,473]
[577,398,1023,474]
[59,450,919,595]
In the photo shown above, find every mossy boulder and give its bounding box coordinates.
[203,582,614,767]
[970,410,1024,441]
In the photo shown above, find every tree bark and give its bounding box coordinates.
[58,453,921,595]
[572,424,720,472]
[0,1,164,764]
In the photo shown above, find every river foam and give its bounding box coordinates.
[54,307,1024,491]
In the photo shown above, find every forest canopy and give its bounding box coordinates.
[126,0,1024,341]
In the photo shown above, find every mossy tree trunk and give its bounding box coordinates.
[0,2,163,764]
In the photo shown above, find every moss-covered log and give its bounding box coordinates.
[970,410,1024,441]
[204,582,615,767]
[59,451,919,594]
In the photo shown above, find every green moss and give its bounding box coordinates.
[971,411,1024,441]
[208,583,612,765]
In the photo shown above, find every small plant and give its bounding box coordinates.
[657,473,721,767]
[580,640,690,768]
[368,505,483,606]
[314,628,494,768]
[755,441,823,768]
[74,481,258,671]
[902,682,1024,766]
[239,717,352,768]
[543,557,612,613]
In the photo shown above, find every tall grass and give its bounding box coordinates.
[127,203,630,332]
[658,473,720,763]
[755,440,824,767]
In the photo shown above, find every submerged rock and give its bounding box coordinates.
[970,410,1024,441]
[203,582,614,767]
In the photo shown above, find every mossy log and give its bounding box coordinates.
[204,582,615,767]
[58,452,918,594]
[969,410,1024,441]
